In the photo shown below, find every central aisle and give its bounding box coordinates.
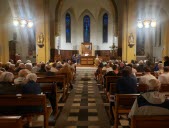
[55,67,111,128]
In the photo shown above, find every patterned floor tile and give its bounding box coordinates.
[88,126,100,128]
[70,109,80,113]
[88,91,94,93]
[55,67,111,128]
[65,126,77,128]
[88,98,95,101]
[67,116,78,121]
[88,103,96,106]
[88,116,99,121]
[88,109,97,113]
[75,94,82,97]
[74,98,81,102]
[72,103,80,107]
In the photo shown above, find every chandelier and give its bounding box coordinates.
[137,19,156,28]
[13,18,34,28]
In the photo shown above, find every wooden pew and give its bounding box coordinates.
[131,115,169,128]
[37,75,67,100]
[160,84,169,92]
[107,83,117,101]
[137,84,147,92]
[138,84,169,93]
[105,76,121,92]
[113,94,139,128]
[0,94,48,128]
[0,116,23,128]
[135,72,143,77]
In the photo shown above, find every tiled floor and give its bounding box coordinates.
[55,67,129,128]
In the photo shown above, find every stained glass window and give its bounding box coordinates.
[103,13,108,43]
[66,13,71,43]
[83,15,90,42]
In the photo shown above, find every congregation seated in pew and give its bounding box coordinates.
[139,66,156,85]
[129,79,169,118]
[0,72,19,95]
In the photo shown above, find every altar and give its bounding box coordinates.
[80,42,95,65]
[80,56,95,65]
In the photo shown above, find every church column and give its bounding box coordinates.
[0,18,10,63]
[126,0,137,62]
[162,21,169,58]
[118,0,137,62]
[33,0,50,63]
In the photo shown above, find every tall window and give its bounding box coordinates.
[83,15,90,42]
[103,13,108,43]
[66,13,71,42]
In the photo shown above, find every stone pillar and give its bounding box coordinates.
[162,21,169,57]
[126,0,137,62]
[0,18,10,63]
[33,0,50,63]
[119,0,137,62]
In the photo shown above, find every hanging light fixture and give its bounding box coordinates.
[137,20,143,28]
[137,19,157,28]
[13,18,34,28]
[13,19,19,26]
[27,21,34,28]
[150,20,157,28]
[143,20,151,28]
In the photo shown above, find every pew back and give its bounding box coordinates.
[105,76,121,91]
[131,115,169,128]
[0,116,23,128]
[0,94,48,128]
[113,94,139,128]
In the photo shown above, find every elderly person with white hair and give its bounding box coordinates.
[25,63,32,71]
[7,64,15,72]
[15,63,25,72]
[22,73,41,94]
[129,79,169,118]
[0,72,18,94]
[14,69,30,85]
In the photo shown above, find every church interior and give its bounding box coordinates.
[0,0,169,128]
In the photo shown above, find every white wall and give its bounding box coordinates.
[58,0,116,51]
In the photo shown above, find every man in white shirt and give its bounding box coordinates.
[158,66,169,84]
[139,67,156,85]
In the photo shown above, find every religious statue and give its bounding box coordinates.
[128,33,135,48]
[37,33,45,48]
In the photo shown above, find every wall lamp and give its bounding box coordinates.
[137,19,156,28]
[13,18,34,28]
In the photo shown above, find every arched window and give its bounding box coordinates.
[103,13,108,43]
[65,13,71,43]
[83,15,90,42]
